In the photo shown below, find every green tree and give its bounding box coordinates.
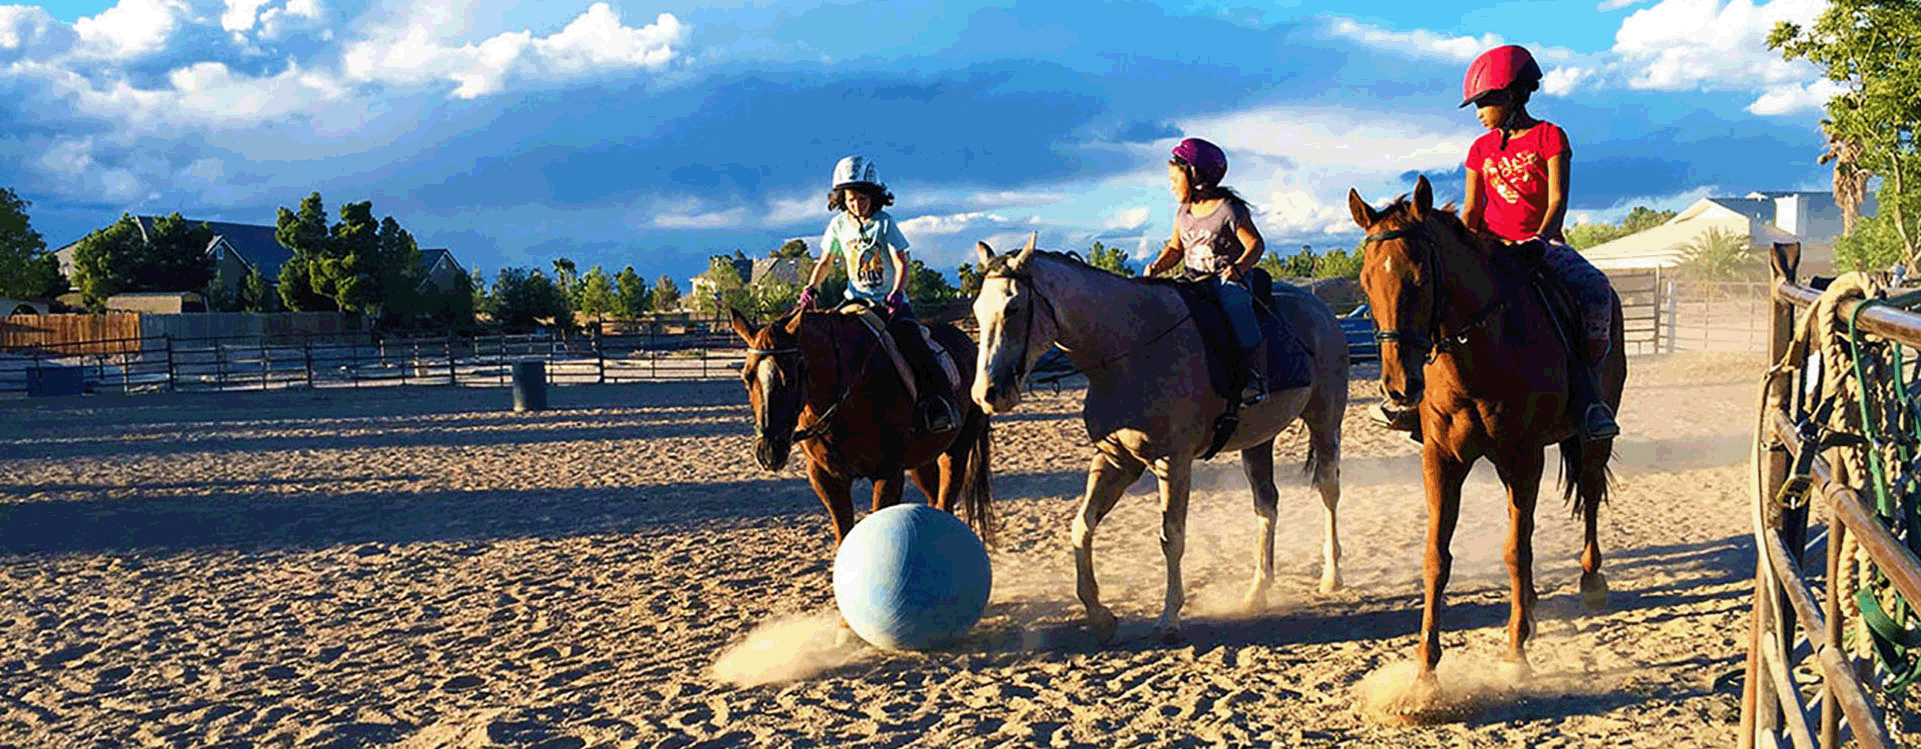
[773,239,810,258]
[615,266,650,318]
[748,275,801,316]
[576,265,618,324]
[957,262,984,297]
[242,268,280,313]
[906,258,958,303]
[1622,207,1677,233]
[552,257,579,306]
[1086,241,1136,276]
[1314,248,1364,279]
[489,268,572,331]
[693,258,749,315]
[652,275,682,311]
[1677,226,1759,280]
[273,193,424,323]
[69,213,215,309]
[471,269,497,321]
[1565,222,1632,250]
[1771,1,1921,268]
[0,188,63,300]
[1283,245,1320,278]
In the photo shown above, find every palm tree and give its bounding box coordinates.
[1678,227,1758,283]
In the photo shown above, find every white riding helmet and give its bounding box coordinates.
[832,155,883,191]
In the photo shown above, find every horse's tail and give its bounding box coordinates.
[961,415,997,550]
[1558,436,1613,518]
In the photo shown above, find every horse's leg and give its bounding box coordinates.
[808,461,857,549]
[1152,455,1194,644]
[1306,394,1345,595]
[1415,445,1472,682]
[1493,446,1546,679]
[1076,447,1143,644]
[910,461,945,510]
[1578,437,1612,610]
[1239,439,1279,612]
[871,472,907,512]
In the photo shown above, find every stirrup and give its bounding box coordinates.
[1241,372,1268,405]
[921,397,959,434]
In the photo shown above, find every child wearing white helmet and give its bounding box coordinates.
[800,155,959,435]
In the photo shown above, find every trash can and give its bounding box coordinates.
[27,365,85,397]
[512,360,547,412]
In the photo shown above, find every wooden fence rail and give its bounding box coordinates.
[1744,242,1921,749]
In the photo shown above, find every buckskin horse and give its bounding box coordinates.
[970,234,1349,644]
[1347,175,1625,720]
[728,305,995,553]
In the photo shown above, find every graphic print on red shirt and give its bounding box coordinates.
[1467,121,1570,243]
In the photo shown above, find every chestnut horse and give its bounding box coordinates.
[1347,175,1625,702]
[728,306,995,549]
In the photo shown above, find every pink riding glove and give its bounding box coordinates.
[798,287,818,309]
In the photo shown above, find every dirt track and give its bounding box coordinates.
[0,352,1764,747]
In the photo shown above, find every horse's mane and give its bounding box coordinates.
[985,247,1192,288]
[1375,195,1499,256]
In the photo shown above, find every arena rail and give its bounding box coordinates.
[1743,242,1921,749]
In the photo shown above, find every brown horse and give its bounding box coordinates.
[1346,176,1625,708]
[728,305,995,549]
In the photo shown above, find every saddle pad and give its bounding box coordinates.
[836,304,960,402]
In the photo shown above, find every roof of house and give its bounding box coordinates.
[1582,200,1804,271]
[59,219,464,284]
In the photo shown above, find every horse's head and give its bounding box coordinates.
[729,306,807,471]
[1347,174,1444,413]
[971,233,1055,414]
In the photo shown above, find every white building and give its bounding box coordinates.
[1581,190,1876,277]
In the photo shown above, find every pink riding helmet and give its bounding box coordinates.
[1460,45,1543,108]
[1170,137,1227,187]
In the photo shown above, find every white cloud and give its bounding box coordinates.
[1598,0,1654,9]
[1323,17,1502,62]
[654,206,749,229]
[221,0,272,33]
[967,190,1066,208]
[342,4,688,99]
[73,0,188,59]
[764,194,821,226]
[1748,78,1848,116]
[1541,66,1593,97]
[0,5,73,54]
[1103,206,1149,232]
[1613,0,1826,91]
[898,211,1010,236]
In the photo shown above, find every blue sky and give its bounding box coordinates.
[0,0,1844,289]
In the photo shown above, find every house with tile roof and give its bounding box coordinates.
[1581,191,1876,277]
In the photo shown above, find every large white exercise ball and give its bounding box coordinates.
[832,503,993,651]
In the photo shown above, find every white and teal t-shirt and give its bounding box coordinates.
[820,210,911,302]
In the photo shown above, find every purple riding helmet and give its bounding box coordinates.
[1171,137,1228,187]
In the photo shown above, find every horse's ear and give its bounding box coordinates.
[728,307,756,345]
[781,306,805,336]
[976,241,995,266]
[1011,232,1038,269]
[1411,175,1433,221]
[1347,188,1378,230]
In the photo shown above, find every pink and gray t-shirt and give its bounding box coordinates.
[1176,200,1253,275]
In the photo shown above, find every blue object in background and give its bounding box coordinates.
[833,504,993,651]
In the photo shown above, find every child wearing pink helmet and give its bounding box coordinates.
[1459,44,1619,441]
[1144,137,1271,403]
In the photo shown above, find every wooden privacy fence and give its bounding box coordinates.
[1745,242,1921,749]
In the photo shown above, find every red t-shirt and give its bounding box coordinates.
[1466,121,1571,242]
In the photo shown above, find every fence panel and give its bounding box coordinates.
[1743,242,1921,749]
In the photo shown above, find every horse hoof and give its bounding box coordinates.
[1362,672,1482,727]
[1154,626,1187,646]
[1319,574,1343,596]
[1498,658,1532,685]
[1580,572,1609,611]
[1241,584,1270,613]
[1087,607,1119,645]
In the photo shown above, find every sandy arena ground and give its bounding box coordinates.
[0,351,1768,747]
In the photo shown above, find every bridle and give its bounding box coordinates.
[744,313,883,444]
[1362,223,1509,364]
[983,261,1193,382]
